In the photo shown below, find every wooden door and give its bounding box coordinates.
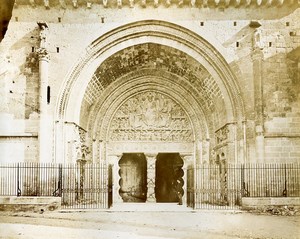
[118,153,147,202]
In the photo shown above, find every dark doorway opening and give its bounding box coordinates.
[118,153,147,202]
[155,153,184,203]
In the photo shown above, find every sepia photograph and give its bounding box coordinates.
[0,0,299,238]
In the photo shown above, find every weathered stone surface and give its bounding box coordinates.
[0,196,61,212]
[0,5,299,164]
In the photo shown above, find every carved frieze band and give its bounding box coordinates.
[109,91,193,142]
[19,0,296,9]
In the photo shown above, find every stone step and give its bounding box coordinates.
[110,203,193,212]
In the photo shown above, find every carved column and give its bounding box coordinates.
[108,155,123,204]
[146,154,156,202]
[182,155,193,206]
[37,22,51,163]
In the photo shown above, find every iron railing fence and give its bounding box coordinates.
[0,163,62,197]
[187,163,300,209]
[192,163,243,209]
[242,163,300,197]
[0,163,299,210]
[0,162,110,209]
[187,165,195,208]
[61,162,110,209]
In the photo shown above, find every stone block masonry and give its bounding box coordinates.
[0,196,61,212]
[0,5,299,164]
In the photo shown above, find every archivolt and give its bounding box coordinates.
[56,20,245,124]
[89,73,210,142]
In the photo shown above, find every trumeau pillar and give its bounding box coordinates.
[252,27,265,163]
[145,154,156,202]
[37,22,51,163]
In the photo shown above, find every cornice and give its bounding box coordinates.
[14,0,299,9]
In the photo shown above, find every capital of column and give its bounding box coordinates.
[181,155,193,167]
[37,48,50,62]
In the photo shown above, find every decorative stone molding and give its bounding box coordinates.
[145,154,156,202]
[107,142,194,155]
[18,0,298,8]
[57,21,244,124]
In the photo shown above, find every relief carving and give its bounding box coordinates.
[74,125,90,160]
[109,92,193,142]
[215,125,229,144]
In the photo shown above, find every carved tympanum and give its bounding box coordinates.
[109,92,193,142]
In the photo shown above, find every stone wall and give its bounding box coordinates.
[262,16,300,163]
[0,5,299,163]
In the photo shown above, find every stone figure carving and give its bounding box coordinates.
[74,126,90,160]
[37,22,49,61]
[253,29,263,50]
[109,92,193,142]
[39,29,46,47]
[216,125,229,144]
